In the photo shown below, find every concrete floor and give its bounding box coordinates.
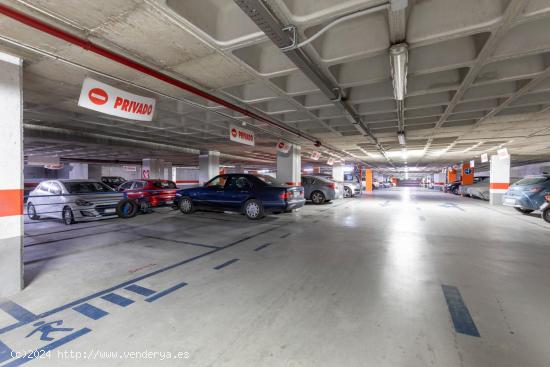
[1,188,550,366]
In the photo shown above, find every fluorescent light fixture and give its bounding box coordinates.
[389,43,408,101]
[397,132,406,145]
[343,166,354,173]
[401,149,408,160]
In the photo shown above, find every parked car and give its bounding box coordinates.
[445,181,461,195]
[174,174,305,220]
[343,173,361,198]
[302,175,341,204]
[27,179,126,225]
[503,174,550,214]
[118,179,178,211]
[462,178,490,200]
[540,194,550,223]
[101,176,127,190]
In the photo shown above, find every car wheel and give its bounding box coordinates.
[514,207,534,214]
[344,186,352,198]
[116,199,138,218]
[139,199,152,214]
[179,197,195,214]
[62,206,75,225]
[27,203,40,220]
[543,208,550,223]
[311,191,326,205]
[244,199,264,220]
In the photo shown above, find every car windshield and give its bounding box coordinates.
[64,181,114,194]
[255,175,286,186]
[514,177,549,186]
[152,181,177,189]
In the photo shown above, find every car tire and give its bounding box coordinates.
[179,197,195,214]
[138,199,152,214]
[543,208,550,223]
[62,206,75,225]
[116,199,138,218]
[243,199,264,220]
[344,186,352,198]
[27,203,40,220]
[514,207,534,214]
[311,191,326,205]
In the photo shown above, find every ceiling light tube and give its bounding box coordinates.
[390,43,408,101]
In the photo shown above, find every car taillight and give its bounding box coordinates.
[328,183,336,189]
[545,193,550,200]
[279,191,290,200]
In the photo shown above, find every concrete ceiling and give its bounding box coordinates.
[1,0,550,172]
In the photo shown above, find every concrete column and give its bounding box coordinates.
[277,144,301,185]
[332,163,345,182]
[69,163,88,179]
[142,158,164,179]
[199,151,220,185]
[364,169,373,192]
[163,162,172,180]
[234,164,244,174]
[0,52,23,296]
[490,154,511,205]
[433,173,445,191]
[461,162,474,185]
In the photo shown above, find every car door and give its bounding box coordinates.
[30,182,49,216]
[200,175,228,209]
[48,182,64,219]
[223,175,253,210]
[118,181,135,198]
[301,177,312,199]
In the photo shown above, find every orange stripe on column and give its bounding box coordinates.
[0,189,23,217]
[490,183,509,190]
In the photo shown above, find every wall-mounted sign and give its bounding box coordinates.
[28,155,60,166]
[44,163,64,170]
[310,151,321,160]
[497,148,509,160]
[481,153,488,163]
[276,139,291,153]
[78,78,156,121]
[470,160,475,168]
[229,124,255,146]
[327,158,334,166]
[123,165,137,172]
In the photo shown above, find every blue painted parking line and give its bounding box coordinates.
[0,301,36,323]
[0,226,280,336]
[254,243,272,251]
[213,259,239,270]
[3,328,92,367]
[124,284,156,297]
[145,282,187,303]
[442,285,480,337]
[100,293,134,307]
[73,303,109,320]
[0,340,14,363]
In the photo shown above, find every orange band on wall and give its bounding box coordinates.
[285,182,302,186]
[490,182,509,190]
[0,189,23,217]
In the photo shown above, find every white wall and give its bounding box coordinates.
[101,165,142,180]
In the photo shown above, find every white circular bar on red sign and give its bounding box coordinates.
[78,77,156,121]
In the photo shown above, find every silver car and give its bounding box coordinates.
[27,179,125,225]
[301,175,341,204]
[343,173,361,198]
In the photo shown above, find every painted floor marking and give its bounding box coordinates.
[144,282,187,303]
[100,294,134,307]
[213,259,239,270]
[124,285,156,297]
[254,243,272,251]
[0,302,36,323]
[72,304,108,320]
[442,285,480,337]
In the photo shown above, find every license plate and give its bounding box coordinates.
[104,208,116,214]
[504,198,516,205]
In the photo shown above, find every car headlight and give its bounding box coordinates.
[75,199,93,206]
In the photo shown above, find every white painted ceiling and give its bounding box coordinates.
[0,0,549,171]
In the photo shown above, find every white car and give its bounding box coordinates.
[27,179,125,225]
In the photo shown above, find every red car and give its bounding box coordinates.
[118,179,178,211]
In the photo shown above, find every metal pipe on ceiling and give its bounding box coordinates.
[0,4,326,147]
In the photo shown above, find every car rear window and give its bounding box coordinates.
[64,182,114,194]
[514,177,549,186]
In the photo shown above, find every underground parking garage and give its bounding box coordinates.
[1,0,550,366]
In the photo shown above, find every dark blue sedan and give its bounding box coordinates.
[174,174,305,219]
